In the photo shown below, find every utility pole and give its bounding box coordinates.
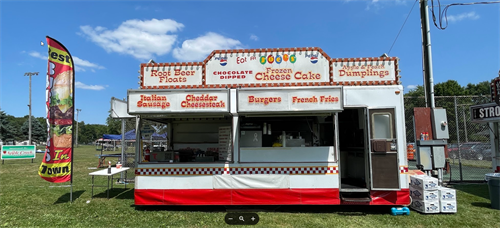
[419,0,436,109]
[76,109,81,147]
[24,72,39,145]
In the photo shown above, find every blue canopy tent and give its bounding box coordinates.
[103,129,137,140]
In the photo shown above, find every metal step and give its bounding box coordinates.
[340,192,372,203]
[340,188,370,193]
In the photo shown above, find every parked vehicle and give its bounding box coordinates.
[448,142,491,161]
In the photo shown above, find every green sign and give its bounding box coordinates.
[1,145,36,160]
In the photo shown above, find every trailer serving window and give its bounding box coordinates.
[139,117,232,164]
[238,114,337,163]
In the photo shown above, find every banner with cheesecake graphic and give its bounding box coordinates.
[38,36,74,183]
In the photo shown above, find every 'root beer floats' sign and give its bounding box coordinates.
[128,90,229,114]
[140,62,203,88]
[205,48,330,85]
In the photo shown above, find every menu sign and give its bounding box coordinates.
[332,59,396,83]
[238,87,342,112]
[128,90,229,114]
[141,63,203,88]
[205,50,329,85]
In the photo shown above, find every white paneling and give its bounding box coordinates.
[240,146,335,163]
[135,176,213,189]
[289,174,338,188]
[213,175,289,189]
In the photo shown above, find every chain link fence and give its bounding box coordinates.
[405,95,493,182]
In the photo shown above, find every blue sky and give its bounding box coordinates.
[1,0,499,125]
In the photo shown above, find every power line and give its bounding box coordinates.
[431,0,500,30]
[388,0,419,55]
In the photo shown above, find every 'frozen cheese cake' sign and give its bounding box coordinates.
[205,48,330,85]
[238,87,342,112]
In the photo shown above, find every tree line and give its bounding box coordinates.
[0,110,123,145]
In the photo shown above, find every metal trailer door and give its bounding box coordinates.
[367,108,400,190]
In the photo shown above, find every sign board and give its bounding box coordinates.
[110,97,135,119]
[141,63,203,88]
[128,89,229,114]
[491,78,500,105]
[1,145,36,160]
[205,49,329,85]
[238,87,343,113]
[332,58,397,83]
[470,103,500,123]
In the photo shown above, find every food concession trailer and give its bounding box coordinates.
[128,47,410,206]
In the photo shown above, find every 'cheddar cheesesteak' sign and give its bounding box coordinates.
[205,49,329,85]
[128,90,229,114]
[238,87,343,112]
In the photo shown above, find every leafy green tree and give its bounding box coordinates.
[106,113,121,135]
[405,85,425,97]
[465,81,490,96]
[434,80,465,96]
[0,110,17,144]
[21,116,46,144]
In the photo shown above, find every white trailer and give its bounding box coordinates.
[128,47,410,206]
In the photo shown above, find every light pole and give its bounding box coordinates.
[24,72,39,145]
[76,109,81,147]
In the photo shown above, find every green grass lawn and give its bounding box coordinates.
[1,145,500,227]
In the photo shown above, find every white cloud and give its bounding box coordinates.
[79,19,184,60]
[27,51,104,72]
[358,0,406,11]
[407,85,417,90]
[29,51,47,60]
[75,81,106,90]
[447,11,479,23]
[172,32,243,61]
[250,34,259,41]
[73,56,105,69]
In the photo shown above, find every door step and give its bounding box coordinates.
[340,192,372,203]
[340,188,370,193]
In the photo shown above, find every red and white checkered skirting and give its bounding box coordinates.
[136,166,339,176]
[400,166,409,174]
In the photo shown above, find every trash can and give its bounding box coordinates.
[485,173,500,210]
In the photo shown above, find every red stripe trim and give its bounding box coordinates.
[135,189,339,205]
[134,189,409,206]
[371,189,410,205]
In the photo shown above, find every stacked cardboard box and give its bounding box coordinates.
[438,186,457,213]
[409,175,457,214]
[410,175,440,214]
